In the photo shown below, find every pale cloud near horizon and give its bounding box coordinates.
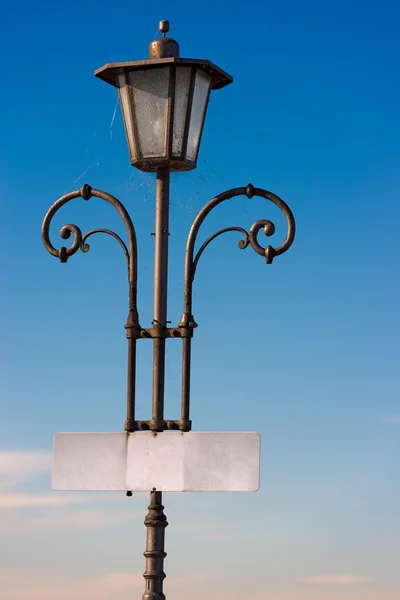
[0,571,211,600]
[258,588,400,600]
[0,572,398,600]
[0,493,93,508]
[0,572,143,600]
[0,449,235,541]
[0,506,137,536]
[0,450,138,536]
[299,574,373,585]
[0,451,52,490]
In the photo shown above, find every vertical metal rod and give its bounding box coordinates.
[125,273,139,431]
[151,167,170,431]
[142,490,168,600]
[126,337,136,426]
[181,337,191,429]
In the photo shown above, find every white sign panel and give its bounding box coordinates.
[53,432,260,492]
[53,432,127,491]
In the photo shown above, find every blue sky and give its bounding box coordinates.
[1,0,400,598]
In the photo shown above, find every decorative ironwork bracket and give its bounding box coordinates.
[180,183,295,327]
[41,183,142,431]
[41,183,139,324]
[178,183,296,431]
[41,182,295,436]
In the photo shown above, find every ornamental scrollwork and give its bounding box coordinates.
[180,183,295,327]
[41,184,139,319]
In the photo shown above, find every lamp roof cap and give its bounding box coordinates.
[149,20,180,59]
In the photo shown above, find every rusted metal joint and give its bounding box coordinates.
[178,326,194,339]
[179,418,192,432]
[138,326,182,339]
[124,418,140,432]
[124,419,191,433]
[178,313,198,329]
[125,325,142,339]
[178,314,197,339]
[125,310,141,339]
[245,183,255,198]
[80,183,92,200]
[149,419,167,432]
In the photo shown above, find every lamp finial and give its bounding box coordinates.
[159,20,170,37]
[149,20,179,59]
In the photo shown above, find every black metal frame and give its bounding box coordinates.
[41,181,295,435]
[95,57,233,91]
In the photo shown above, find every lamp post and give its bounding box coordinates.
[42,20,295,600]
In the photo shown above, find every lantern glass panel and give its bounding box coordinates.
[127,67,170,157]
[118,79,136,162]
[172,66,191,157]
[186,70,212,163]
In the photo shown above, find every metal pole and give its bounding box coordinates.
[143,167,170,600]
[143,490,168,600]
[151,167,170,432]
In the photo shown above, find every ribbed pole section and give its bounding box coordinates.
[142,490,168,600]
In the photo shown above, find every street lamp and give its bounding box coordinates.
[95,19,232,172]
[41,20,295,600]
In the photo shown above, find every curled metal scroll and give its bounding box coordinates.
[179,183,295,326]
[41,183,139,317]
[81,229,130,268]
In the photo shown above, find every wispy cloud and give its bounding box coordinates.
[0,450,138,537]
[173,518,241,542]
[380,414,400,425]
[299,574,372,585]
[248,587,397,600]
[0,451,51,490]
[0,571,211,600]
[0,572,142,600]
[1,571,399,600]
[0,506,135,536]
[0,493,93,508]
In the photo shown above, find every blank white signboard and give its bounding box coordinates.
[53,432,260,492]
